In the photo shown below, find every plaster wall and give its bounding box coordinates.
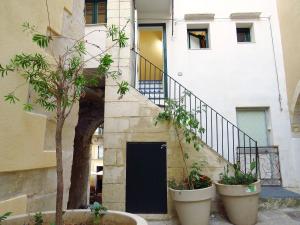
[277,0,300,119]
[137,0,298,187]
[0,0,84,214]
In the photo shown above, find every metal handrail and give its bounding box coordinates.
[132,49,259,175]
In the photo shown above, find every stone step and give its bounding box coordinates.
[139,80,163,84]
[139,89,164,94]
[139,84,163,89]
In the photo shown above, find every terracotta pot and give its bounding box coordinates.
[216,180,261,225]
[169,185,213,225]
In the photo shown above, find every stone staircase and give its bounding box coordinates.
[133,49,259,174]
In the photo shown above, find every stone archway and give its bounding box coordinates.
[67,73,105,209]
[292,95,300,133]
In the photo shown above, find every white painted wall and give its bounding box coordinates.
[84,25,107,68]
[84,0,299,187]
[138,0,298,187]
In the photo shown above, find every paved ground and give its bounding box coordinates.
[148,208,300,225]
[261,186,300,199]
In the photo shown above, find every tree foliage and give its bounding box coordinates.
[155,94,210,190]
[0,21,130,225]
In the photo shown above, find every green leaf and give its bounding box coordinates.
[250,161,256,172]
[74,41,86,56]
[23,103,33,112]
[0,212,12,222]
[118,30,129,48]
[0,64,14,77]
[117,81,129,98]
[107,24,118,40]
[33,212,43,225]
[32,34,51,48]
[97,54,114,76]
[4,93,19,104]
[22,22,36,33]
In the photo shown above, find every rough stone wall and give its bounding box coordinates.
[102,85,229,219]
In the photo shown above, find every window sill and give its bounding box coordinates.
[237,41,256,44]
[85,23,107,27]
[188,48,212,50]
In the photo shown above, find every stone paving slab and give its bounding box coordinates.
[147,209,300,225]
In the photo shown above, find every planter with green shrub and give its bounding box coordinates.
[155,98,213,225]
[216,162,261,225]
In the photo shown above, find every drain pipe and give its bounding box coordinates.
[268,16,283,111]
[171,0,174,37]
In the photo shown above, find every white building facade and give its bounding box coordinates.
[84,0,299,194]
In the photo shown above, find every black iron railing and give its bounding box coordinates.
[132,49,259,175]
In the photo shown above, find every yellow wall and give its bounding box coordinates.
[139,30,163,80]
[0,195,27,216]
[0,0,82,215]
[0,0,76,172]
[277,0,300,126]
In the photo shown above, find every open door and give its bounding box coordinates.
[138,27,164,80]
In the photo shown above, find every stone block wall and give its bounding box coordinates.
[102,85,229,219]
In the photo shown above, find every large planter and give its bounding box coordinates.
[169,185,213,225]
[216,180,261,225]
[2,209,148,225]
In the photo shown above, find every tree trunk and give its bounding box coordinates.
[55,112,65,225]
[68,85,105,209]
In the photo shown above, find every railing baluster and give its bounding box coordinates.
[221,117,224,157]
[211,108,213,148]
[179,85,181,108]
[237,129,241,163]
[227,121,229,161]
[216,113,219,153]
[205,104,208,144]
[194,96,197,135]
[199,99,203,140]
[154,67,156,102]
[243,134,246,173]
[249,138,252,165]
[232,126,235,164]
[255,141,259,178]
[143,58,146,96]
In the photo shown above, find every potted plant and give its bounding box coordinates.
[168,162,213,225]
[155,98,213,225]
[215,162,261,225]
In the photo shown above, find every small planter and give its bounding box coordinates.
[216,180,261,225]
[169,185,213,225]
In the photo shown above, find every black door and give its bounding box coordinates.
[126,142,167,214]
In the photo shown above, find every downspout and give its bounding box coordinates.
[268,16,283,111]
[171,0,174,37]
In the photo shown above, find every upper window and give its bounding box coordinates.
[85,0,107,24]
[187,29,209,49]
[236,23,254,43]
[237,28,251,42]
